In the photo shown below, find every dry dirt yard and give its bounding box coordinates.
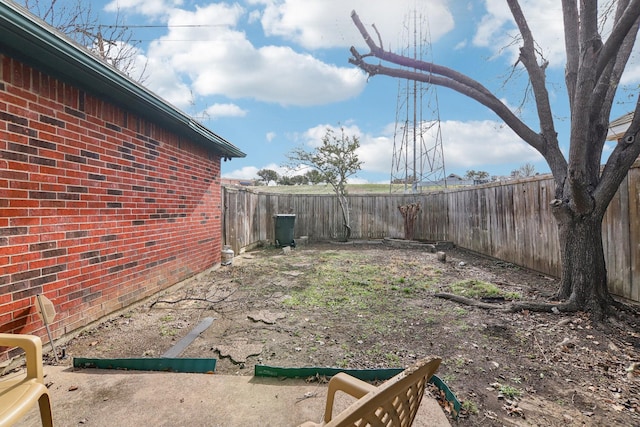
[59,242,639,426]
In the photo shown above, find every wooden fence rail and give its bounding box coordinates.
[223,163,639,302]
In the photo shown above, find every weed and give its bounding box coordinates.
[499,385,522,399]
[461,400,479,415]
[160,327,177,337]
[160,315,174,322]
[441,373,456,383]
[385,353,400,364]
[337,359,349,368]
[453,357,467,368]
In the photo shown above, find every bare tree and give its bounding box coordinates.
[349,3,640,319]
[20,0,147,82]
[514,162,536,178]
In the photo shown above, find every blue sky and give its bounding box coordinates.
[84,0,638,183]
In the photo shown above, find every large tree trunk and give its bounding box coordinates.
[555,211,613,318]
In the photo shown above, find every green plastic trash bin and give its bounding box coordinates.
[274,214,296,247]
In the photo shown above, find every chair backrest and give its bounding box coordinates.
[328,357,441,426]
[0,333,54,427]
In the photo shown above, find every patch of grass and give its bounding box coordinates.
[448,279,521,300]
[385,353,401,364]
[283,251,414,310]
[461,400,479,415]
[160,315,174,322]
[453,307,468,316]
[336,359,349,368]
[441,373,456,384]
[452,356,467,369]
[159,327,177,337]
[499,385,522,399]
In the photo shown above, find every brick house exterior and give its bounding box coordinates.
[0,2,245,360]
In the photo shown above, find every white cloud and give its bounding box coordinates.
[266,132,276,142]
[440,120,542,170]
[140,3,367,106]
[454,40,467,50]
[142,55,193,107]
[251,0,454,50]
[358,134,394,174]
[224,162,290,180]
[223,165,260,180]
[104,0,183,17]
[203,103,247,119]
[190,46,367,105]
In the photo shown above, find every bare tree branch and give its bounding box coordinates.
[562,0,580,107]
[350,11,542,151]
[350,9,575,186]
[595,0,640,81]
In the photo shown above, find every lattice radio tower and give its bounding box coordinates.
[390,10,446,193]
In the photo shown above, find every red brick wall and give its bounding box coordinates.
[0,55,223,359]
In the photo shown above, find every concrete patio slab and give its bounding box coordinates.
[14,365,451,426]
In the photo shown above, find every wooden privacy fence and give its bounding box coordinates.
[222,188,448,250]
[222,163,639,303]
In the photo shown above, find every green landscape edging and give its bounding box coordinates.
[255,364,403,381]
[73,357,216,373]
[431,374,461,419]
[254,365,461,418]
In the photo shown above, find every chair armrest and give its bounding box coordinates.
[323,373,376,423]
[0,334,44,382]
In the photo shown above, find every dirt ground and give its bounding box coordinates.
[58,242,639,426]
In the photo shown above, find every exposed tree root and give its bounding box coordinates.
[150,289,237,308]
[434,293,505,310]
[509,301,578,313]
[434,293,578,314]
[611,298,640,316]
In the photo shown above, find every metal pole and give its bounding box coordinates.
[37,294,59,363]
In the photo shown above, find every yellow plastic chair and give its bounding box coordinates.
[299,356,441,427]
[0,333,54,427]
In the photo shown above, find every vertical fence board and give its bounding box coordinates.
[603,175,631,298]
[627,167,640,302]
